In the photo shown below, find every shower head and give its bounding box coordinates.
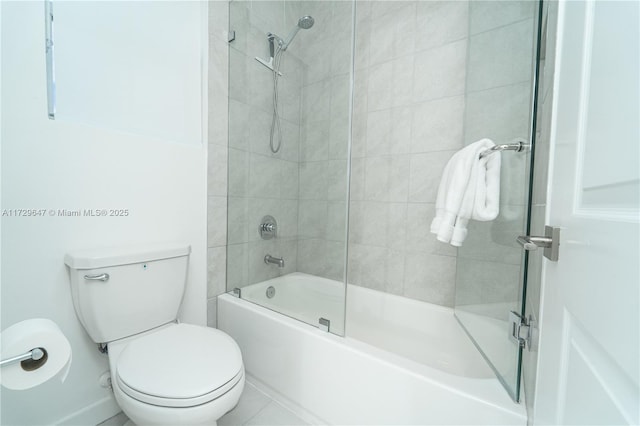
[281,15,315,51]
[297,15,315,29]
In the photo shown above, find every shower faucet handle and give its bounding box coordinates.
[261,223,275,232]
[259,215,278,240]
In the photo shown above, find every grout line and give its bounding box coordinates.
[465,80,533,96]
[241,401,273,426]
[364,93,466,114]
[268,399,310,426]
[469,16,536,38]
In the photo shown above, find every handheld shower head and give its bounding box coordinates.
[281,15,315,50]
[297,15,315,29]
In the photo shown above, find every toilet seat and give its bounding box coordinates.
[117,368,244,408]
[115,323,243,408]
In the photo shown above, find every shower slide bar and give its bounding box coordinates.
[479,139,530,159]
[255,56,283,76]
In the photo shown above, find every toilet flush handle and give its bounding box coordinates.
[84,273,110,282]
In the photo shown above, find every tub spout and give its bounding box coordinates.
[264,254,285,268]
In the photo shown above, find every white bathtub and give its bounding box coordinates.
[238,272,346,335]
[218,273,526,425]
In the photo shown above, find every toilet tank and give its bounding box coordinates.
[65,243,191,343]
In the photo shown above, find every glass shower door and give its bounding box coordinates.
[225,1,354,336]
[454,0,542,402]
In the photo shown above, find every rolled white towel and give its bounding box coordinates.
[430,142,484,243]
[472,147,501,221]
[431,139,501,246]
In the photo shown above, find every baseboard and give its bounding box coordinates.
[54,395,120,426]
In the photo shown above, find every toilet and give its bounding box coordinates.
[65,244,244,426]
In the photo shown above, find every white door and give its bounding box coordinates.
[534,1,639,425]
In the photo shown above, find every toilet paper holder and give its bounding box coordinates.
[0,347,47,370]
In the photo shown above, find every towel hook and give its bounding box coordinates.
[479,139,530,159]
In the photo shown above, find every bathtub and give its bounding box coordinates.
[218,273,526,425]
[237,272,347,335]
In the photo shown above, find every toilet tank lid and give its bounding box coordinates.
[64,243,191,270]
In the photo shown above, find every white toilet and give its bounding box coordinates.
[65,244,244,426]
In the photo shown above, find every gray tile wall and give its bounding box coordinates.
[226,1,306,291]
[455,1,538,313]
[223,1,353,290]
[347,1,470,307]
[213,1,546,331]
[295,1,352,281]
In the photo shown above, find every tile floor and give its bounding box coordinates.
[97,381,310,426]
[97,412,129,426]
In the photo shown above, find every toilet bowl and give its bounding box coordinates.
[64,244,245,426]
[108,323,244,426]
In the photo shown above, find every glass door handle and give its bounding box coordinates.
[516,226,560,261]
[516,235,552,250]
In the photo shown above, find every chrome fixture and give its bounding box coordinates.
[479,139,530,159]
[45,0,55,119]
[318,317,330,332]
[279,16,315,51]
[255,35,283,75]
[517,226,560,261]
[232,287,241,298]
[84,273,110,281]
[508,311,532,349]
[266,286,276,299]
[253,15,314,153]
[0,347,46,369]
[264,254,285,268]
[259,215,278,240]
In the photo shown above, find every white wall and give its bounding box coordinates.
[53,2,203,146]
[1,2,207,425]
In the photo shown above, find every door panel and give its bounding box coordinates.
[534,1,639,424]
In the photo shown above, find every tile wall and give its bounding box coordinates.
[455,1,537,313]
[294,1,352,281]
[213,0,541,316]
[347,1,470,306]
[223,1,353,292]
[451,0,538,402]
[225,0,306,292]
[348,0,537,311]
